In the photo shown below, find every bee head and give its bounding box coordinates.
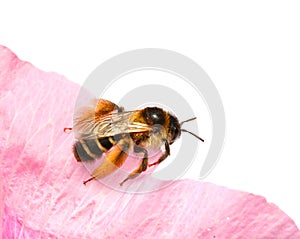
[168,114,181,144]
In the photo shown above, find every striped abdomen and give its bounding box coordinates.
[73,136,120,162]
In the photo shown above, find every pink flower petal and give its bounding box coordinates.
[0,45,299,239]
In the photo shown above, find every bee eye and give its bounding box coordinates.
[171,126,179,140]
[168,115,181,144]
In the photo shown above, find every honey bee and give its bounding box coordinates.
[64,99,204,186]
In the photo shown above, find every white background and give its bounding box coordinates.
[1,1,299,228]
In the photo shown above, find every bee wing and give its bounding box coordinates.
[73,110,151,140]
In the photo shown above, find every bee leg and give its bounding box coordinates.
[119,146,148,186]
[83,139,130,185]
[64,127,73,132]
[83,176,96,185]
[149,140,170,167]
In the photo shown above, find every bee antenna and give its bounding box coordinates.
[180,117,197,126]
[181,129,204,142]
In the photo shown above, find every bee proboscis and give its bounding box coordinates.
[64,99,204,186]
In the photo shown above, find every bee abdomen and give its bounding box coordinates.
[97,137,114,152]
[73,136,119,162]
